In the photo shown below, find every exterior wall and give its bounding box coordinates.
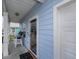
[21,0,62,59]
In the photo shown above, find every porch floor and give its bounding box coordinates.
[3,46,27,59]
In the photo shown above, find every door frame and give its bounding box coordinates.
[53,0,76,59]
[28,15,39,58]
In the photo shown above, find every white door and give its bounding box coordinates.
[54,0,76,59]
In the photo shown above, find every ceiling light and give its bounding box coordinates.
[15,12,20,16]
[34,0,46,3]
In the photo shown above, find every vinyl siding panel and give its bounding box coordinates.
[21,0,62,59]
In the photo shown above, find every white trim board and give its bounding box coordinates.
[53,0,76,59]
[28,15,39,59]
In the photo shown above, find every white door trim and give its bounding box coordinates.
[28,15,39,59]
[53,0,76,59]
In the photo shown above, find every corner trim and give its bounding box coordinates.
[53,0,75,59]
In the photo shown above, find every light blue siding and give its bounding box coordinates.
[20,0,62,59]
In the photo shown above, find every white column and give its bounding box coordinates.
[3,12,9,57]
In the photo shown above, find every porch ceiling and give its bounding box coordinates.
[4,0,37,22]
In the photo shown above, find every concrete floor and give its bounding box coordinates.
[3,44,27,59]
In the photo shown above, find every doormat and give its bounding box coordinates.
[20,52,33,59]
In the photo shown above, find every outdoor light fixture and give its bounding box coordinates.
[34,0,46,3]
[15,12,20,16]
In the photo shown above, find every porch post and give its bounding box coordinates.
[3,12,10,57]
